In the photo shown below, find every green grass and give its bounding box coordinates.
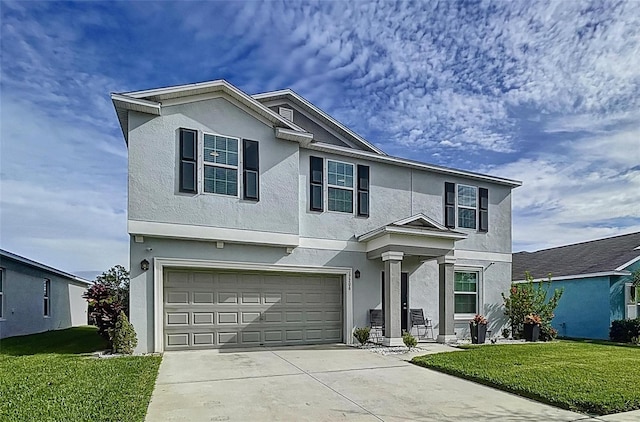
[0,327,161,422]
[411,341,640,415]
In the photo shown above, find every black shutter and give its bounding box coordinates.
[243,140,259,201]
[357,165,370,217]
[444,182,456,228]
[179,128,197,193]
[479,187,489,232]
[310,156,323,211]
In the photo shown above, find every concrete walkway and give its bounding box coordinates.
[145,344,632,421]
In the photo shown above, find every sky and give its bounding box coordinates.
[1,0,639,278]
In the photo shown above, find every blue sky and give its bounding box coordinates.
[1,0,639,277]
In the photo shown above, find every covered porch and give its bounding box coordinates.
[357,214,467,346]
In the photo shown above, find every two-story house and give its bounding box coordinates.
[112,80,521,353]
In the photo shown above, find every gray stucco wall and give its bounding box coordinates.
[128,98,300,235]
[0,259,88,339]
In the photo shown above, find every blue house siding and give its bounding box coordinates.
[544,277,612,340]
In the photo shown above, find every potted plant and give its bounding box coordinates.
[524,314,541,342]
[469,314,488,344]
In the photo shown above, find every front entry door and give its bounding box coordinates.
[381,272,409,332]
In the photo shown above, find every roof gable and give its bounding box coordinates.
[512,232,640,280]
[253,89,386,155]
[392,214,449,231]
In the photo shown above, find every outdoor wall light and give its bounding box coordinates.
[354,270,361,279]
[140,259,150,271]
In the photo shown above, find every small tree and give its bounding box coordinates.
[109,311,138,355]
[84,265,130,343]
[502,271,563,340]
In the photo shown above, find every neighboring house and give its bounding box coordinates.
[0,249,91,339]
[111,80,521,353]
[512,232,640,340]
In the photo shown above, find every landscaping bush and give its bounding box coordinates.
[353,327,371,345]
[403,331,417,348]
[83,265,130,343]
[502,271,563,341]
[109,311,138,354]
[609,318,640,343]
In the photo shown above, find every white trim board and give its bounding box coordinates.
[615,255,640,271]
[513,270,632,283]
[128,220,299,247]
[152,257,354,353]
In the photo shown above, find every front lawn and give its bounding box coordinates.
[0,326,161,422]
[411,341,640,415]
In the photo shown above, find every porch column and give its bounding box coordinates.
[381,251,404,346]
[437,254,457,343]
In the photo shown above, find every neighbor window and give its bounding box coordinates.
[327,160,354,213]
[43,279,50,317]
[454,271,478,314]
[0,268,4,318]
[444,182,488,232]
[203,133,239,196]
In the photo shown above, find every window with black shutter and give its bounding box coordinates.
[179,128,198,193]
[243,140,259,201]
[479,187,489,232]
[310,156,323,211]
[444,182,456,228]
[357,165,369,217]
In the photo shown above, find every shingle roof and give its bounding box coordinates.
[512,232,640,280]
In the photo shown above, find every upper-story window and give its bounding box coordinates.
[310,156,369,216]
[445,182,488,232]
[203,133,239,196]
[328,160,354,213]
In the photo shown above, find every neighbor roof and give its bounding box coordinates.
[0,249,92,285]
[512,232,640,281]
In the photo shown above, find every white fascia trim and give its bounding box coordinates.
[128,220,299,248]
[275,127,314,144]
[454,250,512,263]
[110,93,161,115]
[0,250,92,285]
[121,80,305,133]
[358,225,467,243]
[615,255,640,271]
[298,237,366,252]
[306,142,522,188]
[253,89,387,156]
[152,257,354,352]
[513,270,632,283]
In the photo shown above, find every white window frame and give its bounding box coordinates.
[0,268,4,319]
[453,268,483,319]
[326,159,355,214]
[457,184,477,230]
[201,131,242,198]
[44,278,50,317]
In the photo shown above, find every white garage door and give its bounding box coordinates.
[163,269,343,350]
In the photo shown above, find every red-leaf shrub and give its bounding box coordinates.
[83,283,123,341]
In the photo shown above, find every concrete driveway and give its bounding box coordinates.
[146,344,592,422]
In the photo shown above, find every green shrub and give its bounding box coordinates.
[109,311,138,354]
[353,327,371,345]
[609,318,640,343]
[502,271,563,341]
[403,331,417,348]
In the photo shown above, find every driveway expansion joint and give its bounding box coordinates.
[270,350,385,422]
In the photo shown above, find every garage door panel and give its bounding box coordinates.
[193,312,214,325]
[164,270,343,350]
[193,292,215,304]
[217,312,238,324]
